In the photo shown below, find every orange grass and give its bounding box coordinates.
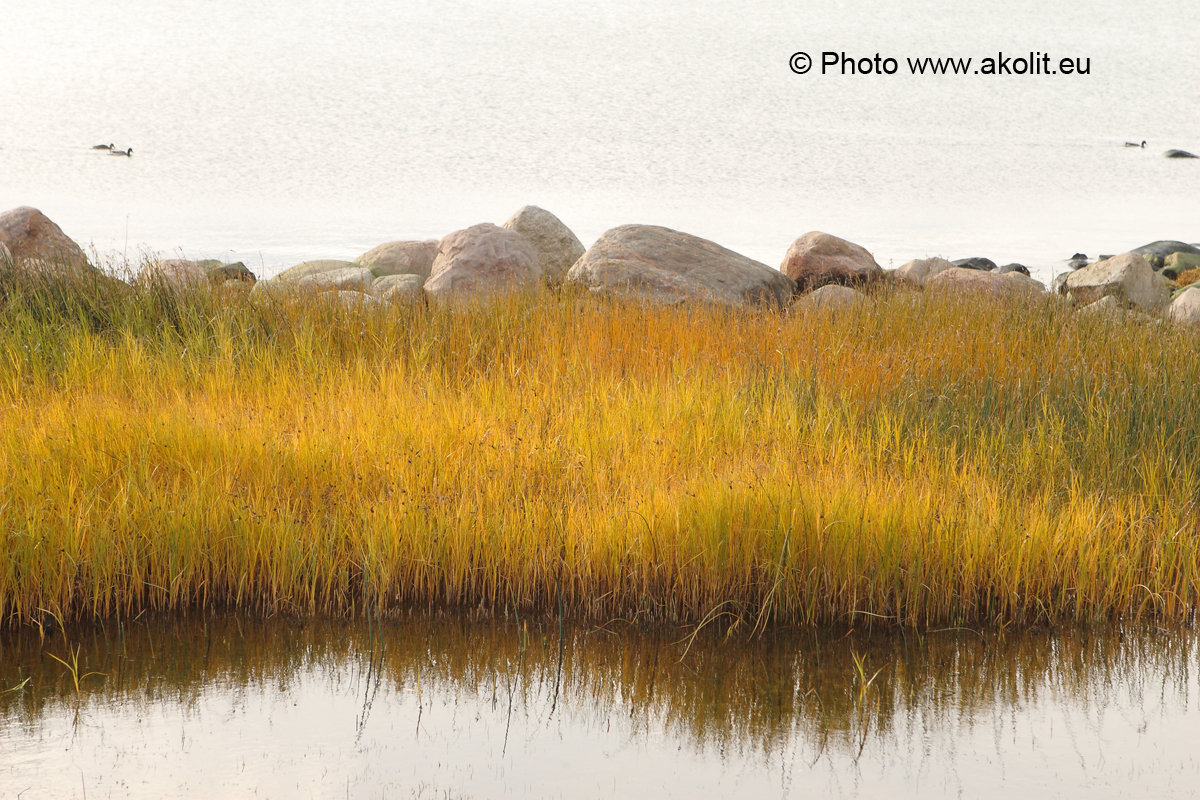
[2,265,1199,626]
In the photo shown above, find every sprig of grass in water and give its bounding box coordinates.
[46,644,105,694]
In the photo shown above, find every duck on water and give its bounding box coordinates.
[91,143,114,150]
[1124,140,1146,148]
[109,147,133,157]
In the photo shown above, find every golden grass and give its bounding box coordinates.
[2,263,1199,626]
[1177,267,1200,287]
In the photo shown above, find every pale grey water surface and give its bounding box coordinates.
[2,618,1199,799]
[1,0,1198,283]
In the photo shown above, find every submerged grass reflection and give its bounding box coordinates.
[1,614,1197,762]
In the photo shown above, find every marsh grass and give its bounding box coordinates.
[2,259,1199,627]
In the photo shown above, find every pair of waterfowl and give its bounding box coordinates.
[91,143,132,156]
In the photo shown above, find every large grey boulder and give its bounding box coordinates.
[1163,252,1200,276]
[1063,252,1171,312]
[354,240,439,280]
[334,290,380,309]
[296,266,373,293]
[1166,286,1200,324]
[139,259,255,288]
[793,284,863,310]
[1078,295,1125,318]
[567,224,795,306]
[274,259,360,283]
[251,259,365,300]
[895,256,953,287]
[927,267,1045,296]
[500,205,585,284]
[371,273,424,303]
[1078,295,1161,325]
[0,206,89,269]
[780,231,882,292]
[425,223,542,299]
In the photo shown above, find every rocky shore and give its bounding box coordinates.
[3,204,1199,323]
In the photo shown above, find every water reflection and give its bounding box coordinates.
[2,615,1197,798]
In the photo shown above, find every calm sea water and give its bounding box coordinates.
[2,0,1198,282]
[3,618,1199,799]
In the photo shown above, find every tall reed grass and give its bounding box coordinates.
[2,260,1199,626]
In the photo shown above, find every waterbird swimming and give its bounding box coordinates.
[91,143,114,150]
[1124,140,1146,148]
[110,148,133,157]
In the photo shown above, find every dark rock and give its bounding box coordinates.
[1131,241,1200,262]
[198,260,255,283]
[1165,252,1200,274]
[1161,265,1185,281]
[1070,253,1088,261]
[952,257,997,271]
[140,259,256,288]
[995,263,1030,276]
[1164,149,1199,159]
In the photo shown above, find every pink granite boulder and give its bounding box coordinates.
[425,223,542,299]
[780,232,882,292]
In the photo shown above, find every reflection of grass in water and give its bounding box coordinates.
[2,260,1200,625]
[1,615,1196,761]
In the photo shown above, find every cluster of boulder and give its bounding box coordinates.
[244,206,586,308]
[3,204,1199,324]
